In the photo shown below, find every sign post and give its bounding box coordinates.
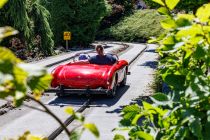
[63,31,71,51]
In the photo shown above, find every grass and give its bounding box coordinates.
[97,9,165,42]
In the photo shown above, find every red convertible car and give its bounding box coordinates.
[51,54,129,97]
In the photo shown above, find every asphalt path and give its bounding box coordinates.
[56,44,158,140]
[0,43,147,139]
[0,43,123,108]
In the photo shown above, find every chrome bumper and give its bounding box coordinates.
[45,88,110,95]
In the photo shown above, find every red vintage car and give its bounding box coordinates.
[51,54,129,97]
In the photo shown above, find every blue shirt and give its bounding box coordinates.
[88,54,117,65]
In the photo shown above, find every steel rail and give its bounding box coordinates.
[0,44,129,115]
[48,98,92,140]
[47,44,148,140]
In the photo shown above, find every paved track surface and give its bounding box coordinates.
[56,44,158,140]
[0,42,148,139]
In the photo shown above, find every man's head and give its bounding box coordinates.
[95,45,104,56]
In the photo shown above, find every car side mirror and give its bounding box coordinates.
[127,72,131,75]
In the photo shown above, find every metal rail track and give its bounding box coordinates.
[47,45,148,140]
[0,43,148,139]
[0,44,129,115]
[48,98,92,140]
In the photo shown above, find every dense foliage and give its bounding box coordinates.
[44,0,110,47]
[98,9,164,42]
[144,0,208,12]
[99,0,134,29]
[0,0,54,56]
[116,0,210,139]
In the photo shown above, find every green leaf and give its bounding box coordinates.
[174,126,189,139]
[113,134,126,140]
[161,18,177,29]
[75,113,85,122]
[15,91,25,100]
[17,131,47,140]
[123,112,137,120]
[13,66,27,86]
[143,101,154,110]
[162,74,185,89]
[0,60,14,75]
[143,101,167,115]
[152,0,165,6]
[122,104,141,113]
[14,91,25,107]
[0,0,7,8]
[65,107,75,115]
[151,93,169,101]
[188,117,203,139]
[176,18,192,27]
[132,131,154,140]
[131,114,144,125]
[157,7,170,16]
[196,4,210,22]
[165,0,180,10]
[70,131,81,140]
[0,47,20,62]
[193,45,206,60]
[27,74,52,93]
[0,27,18,39]
[119,119,132,126]
[177,14,195,21]
[163,36,175,45]
[84,123,99,138]
[176,25,203,40]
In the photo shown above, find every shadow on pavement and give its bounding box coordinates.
[47,95,89,107]
[138,60,158,69]
[144,49,156,53]
[47,85,130,107]
[91,85,130,107]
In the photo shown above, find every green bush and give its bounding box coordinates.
[99,0,134,29]
[97,9,165,42]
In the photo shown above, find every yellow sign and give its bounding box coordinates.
[64,31,71,40]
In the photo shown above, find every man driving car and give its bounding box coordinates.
[88,45,117,65]
[75,45,117,65]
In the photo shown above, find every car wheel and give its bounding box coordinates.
[56,85,64,97]
[120,72,127,87]
[108,78,117,98]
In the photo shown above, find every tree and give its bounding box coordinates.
[0,0,54,56]
[30,0,54,55]
[45,0,110,47]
